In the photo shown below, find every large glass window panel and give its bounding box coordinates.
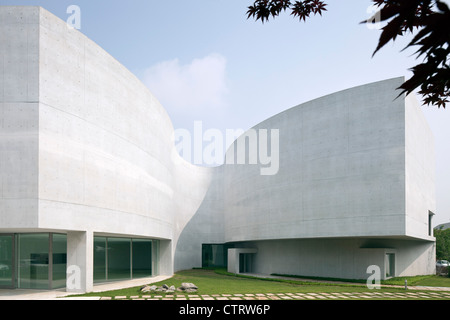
[94,237,107,283]
[0,235,14,288]
[202,244,213,268]
[17,234,49,289]
[107,238,131,281]
[51,234,67,289]
[202,244,230,268]
[132,239,152,278]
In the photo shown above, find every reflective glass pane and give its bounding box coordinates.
[202,244,228,268]
[52,234,67,289]
[107,238,131,280]
[94,237,107,283]
[17,234,49,289]
[132,239,152,278]
[0,235,13,287]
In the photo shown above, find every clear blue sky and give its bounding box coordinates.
[1,0,449,226]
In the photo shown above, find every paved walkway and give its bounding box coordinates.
[106,291,450,300]
[0,275,172,300]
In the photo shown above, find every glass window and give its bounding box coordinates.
[0,235,14,288]
[132,239,152,278]
[429,211,434,236]
[107,237,131,281]
[93,236,157,283]
[202,244,230,268]
[17,234,49,289]
[94,237,107,283]
[51,234,67,289]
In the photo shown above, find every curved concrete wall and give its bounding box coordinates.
[174,78,435,271]
[0,7,214,255]
[37,6,177,239]
[173,77,436,277]
[222,78,409,242]
[1,7,436,280]
[174,165,225,271]
[0,7,40,230]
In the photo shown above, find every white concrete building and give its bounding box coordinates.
[0,6,436,293]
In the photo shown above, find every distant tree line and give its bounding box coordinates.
[435,227,450,261]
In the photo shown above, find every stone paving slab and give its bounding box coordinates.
[108,290,450,300]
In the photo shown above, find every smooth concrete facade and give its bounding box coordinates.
[0,6,211,292]
[176,77,437,280]
[0,6,436,292]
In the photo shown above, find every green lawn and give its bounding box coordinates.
[383,274,450,287]
[273,272,450,287]
[72,269,450,298]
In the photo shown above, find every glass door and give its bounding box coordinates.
[0,235,14,288]
[385,253,395,278]
[239,253,254,273]
[16,233,49,289]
